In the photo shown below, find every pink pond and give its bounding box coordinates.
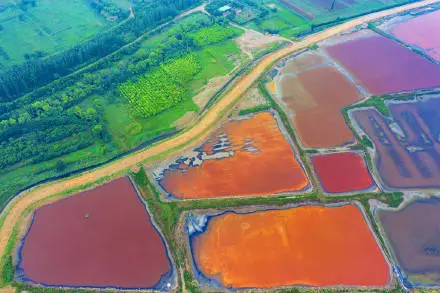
[325,31,440,95]
[390,10,440,62]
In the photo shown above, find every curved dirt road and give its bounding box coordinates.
[0,0,438,271]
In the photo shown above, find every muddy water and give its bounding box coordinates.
[378,198,440,285]
[279,55,362,148]
[18,178,171,288]
[390,9,440,62]
[312,152,373,193]
[159,112,308,199]
[192,205,390,288]
[325,31,440,95]
[353,98,440,189]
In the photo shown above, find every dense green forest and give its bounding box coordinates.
[0,10,244,209]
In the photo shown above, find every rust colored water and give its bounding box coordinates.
[18,177,171,288]
[279,54,362,148]
[325,31,440,95]
[353,98,440,189]
[390,10,440,62]
[312,152,373,193]
[159,112,308,199]
[192,205,390,288]
[378,198,440,285]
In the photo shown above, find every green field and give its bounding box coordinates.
[207,0,417,38]
[247,0,311,38]
[0,0,126,69]
[0,12,246,209]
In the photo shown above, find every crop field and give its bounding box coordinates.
[267,51,362,148]
[380,9,440,62]
[352,97,440,190]
[279,0,410,21]
[215,0,415,38]
[377,198,440,286]
[155,111,309,199]
[246,0,311,38]
[0,0,113,69]
[17,177,172,289]
[311,152,374,193]
[189,204,390,289]
[324,30,440,95]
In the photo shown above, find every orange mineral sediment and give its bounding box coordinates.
[192,205,390,288]
[159,112,308,199]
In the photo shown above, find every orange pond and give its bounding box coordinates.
[278,53,362,148]
[192,205,390,288]
[159,112,308,199]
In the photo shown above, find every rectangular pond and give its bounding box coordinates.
[386,9,440,62]
[377,198,440,287]
[155,111,309,199]
[311,151,374,193]
[325,30,440,95]
[272,51,362,148]
[17,177,173,289]
[188,204,390,289]
[352,97,440,189]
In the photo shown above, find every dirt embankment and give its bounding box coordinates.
[0,0,438,273]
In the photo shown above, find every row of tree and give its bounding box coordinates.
[119,54,201,117]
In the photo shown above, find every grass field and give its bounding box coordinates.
[247,0,311,38]
[0,0,118,69]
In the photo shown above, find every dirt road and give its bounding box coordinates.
[0,0,438,273]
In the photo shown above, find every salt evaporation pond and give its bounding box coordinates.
[388,9,440,62]
[353,97,440,189]
[325,30,440,95]
[378,198,440,286]
[274,51,362,148]
[17,177,172,289]
[190,205,390,289]
[312,152,374,193]
[158,111,309,199]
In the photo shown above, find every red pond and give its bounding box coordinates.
[325,31,440,95]
[312,152,374,193]
[18,177,171,288]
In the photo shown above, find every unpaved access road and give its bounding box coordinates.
[0,0,438,272]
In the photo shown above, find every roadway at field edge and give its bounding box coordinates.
[0,0,438,282]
